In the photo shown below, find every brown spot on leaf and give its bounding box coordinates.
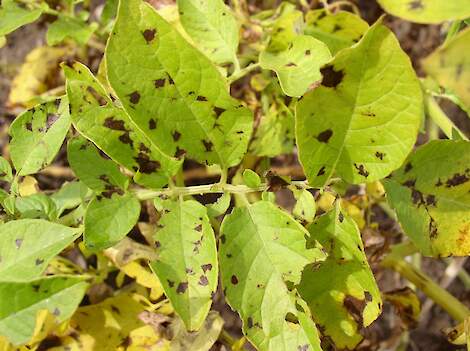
[429,216,438,239]
[445,173,469,187]
[139,143,150,153]
[142,29,157,43]
[317,129,333,143]
[214,107,225,118]
[148,118,157,130]
[177,282,188,293]
[247,317,253,328]
[119,132,133,147]
[426,194,436,206]
[196,96,207,102]
[285,62,297,67]
[354,163,369,178]
[202,139,213,152]
[375,151,384,160]
[320,65,344,88]
[104,117,126,131]
[26,122,32,131]
[174,147,186,159]
[154,79,165,88]
[339,212,344,222]
[15,239,23,249]
[198,275,209,286]
[404,163,413,173]
[194,224,202,232]
[231,275,238,285]
[201,263,212,272]
[172,131,181,141]
[343,295,367,327]
[129,91,141,104]
[317,166,326,176]
[46,114,58,130]
[408,0,423,10]
[305,50,311,56]
[167,280,174,287]
[53,308,61,316]
[87,86,107,106]
[35,258,44,266]
[134,152,160,174]
[298,345,309,351]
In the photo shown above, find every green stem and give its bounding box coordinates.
[444,21,462,45]
[228,62,260,84]
[381,253,470,322]
[132,180,310,201]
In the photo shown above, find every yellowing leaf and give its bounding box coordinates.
[121,261,164,300]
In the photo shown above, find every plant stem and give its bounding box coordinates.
[132,180,310,200]
[381,253,470,322]
[228,62,260,84]
[444,21,462,45]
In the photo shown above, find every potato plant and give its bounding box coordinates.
[0,0,470,350]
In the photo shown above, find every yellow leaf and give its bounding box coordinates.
[120,261,165,300]
[18,176,38,196]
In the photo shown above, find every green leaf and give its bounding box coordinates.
[260,35,331,97]
[219,201,326,351]
[50,181,92,217]
[377,0,470,24]
[84,193,141,250]
[9,97,71,176]
[0,156,13,182]
[242,169,261,188]
[298,206,382,349]
[296,21,422,187]
[423,27,470,110]
[46,14,97,46]
[383,140,470,257]
[250,101,295,157]
[266,3,304,52]
[65,61,182,188]
[149,198,218,331]
[67,137,129,194]
[106,0,253,169]
[177,0,239,65]
[0,0,42,36]
[305,9,369,55]
[15,193,57,220]
[206,192,231,218]
[0,219,81,282]
[0,276,88,345]
[291,186,316,224]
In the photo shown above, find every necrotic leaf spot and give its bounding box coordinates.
[142,29,157,43]
[129,91,141,104]
[134,152,160,173]
[201,263,212,272]
[202,140,213,152]
[317,129,333,143]
[172,131,181,141]
[320,65,344,88]
[198,275,209,286]
[154,79,165,88]
[231,275,239,284]
[148,118,157,130]
[177,282,188,293]
[104,117,126,131]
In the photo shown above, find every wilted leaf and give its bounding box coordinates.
[383,287,421,329]
[149,199,218,331]
[0,0,42,36]
[0,276,88,345]
[219,201,325,351]
[65,61,182,188]
[423,27,470,109]
[67,137,129,194]
[106,0,253,169]
[0,219,81,282]
[177,0,239,65]
[9,97,71,176]
[377,0,470,24]
[47,15,97,46]
[296,21,422,187]
[384,140,470,257]
[260,35,331,97]
[305,9,368,55]
[105,237,158,267]
[84,193,141,250]
[298,205,382,349]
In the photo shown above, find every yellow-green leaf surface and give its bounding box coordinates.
[384,140,470,257]
[423,27,470,109]
[177,0,239,65]
[298,206,382,349]
[46,15,97,46]
[0,157,12,183]
[9,98,71,176]
[0,219,81,282]
[106,0,253,168]
[65,61,182,188]
[377,0,470,24]
[296,21,422,187]
[305,9,369,55]
[219,201,325,351]
[67,137,129,194]
[150,199,218,331]
[0,276,88,345]
[260,35,331,97]
[0,0,42,36]
[84,193,141,250]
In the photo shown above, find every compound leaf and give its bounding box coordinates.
[177,0,239,65]
[149,199,218,331]
[296,21,422,187]
[298,205,382,349]
[0,0,42,36]
[9,97,71,176]
[377,0,470,24]
[67,137,129,194]
[260,35,331,97]
[84,193,141,250]
[47,14,97,46]
[65,61,182,188]
[106,0,253,169]
[0,276,88,345]
[422,27,470,109]
[0,219,80,282]
[383,140,470,257]
[305,9,369,55]
[219,201,326,351]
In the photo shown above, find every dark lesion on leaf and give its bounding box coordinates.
[46,113,59,130]
[320,65,344,88]
[148,118,157,130]
[174,147,186,159]
[25,122,33,131]
[134,152,161,174]
[154,78,165,88]
[408,0,424,10]
[214,106,226,118]
[429,216,438,239]
[119,131,133,147]
[305,49,311,56]
[142,28,157,43]
[172,131,181,142]
[15,238,23,249]
[445,171,469,187]
[375,151,385,160]
[231,275,239,285]
[128,91,141,104]
[201,263,212,272]
[196,96,208,102]
[285,62,297,67]
[35,258,44,266]
[167,279,175,288]
[343,294,367,328]
[176,281,188,294]
[266,170,289,191]
[317,129,333,143]
[198,275,209,286]
[104,117,127,131]
[86,86,107,106]
[354,163,369,178]
[404,162,413,173]
[202,139,213,152]
[317,166,326,176]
